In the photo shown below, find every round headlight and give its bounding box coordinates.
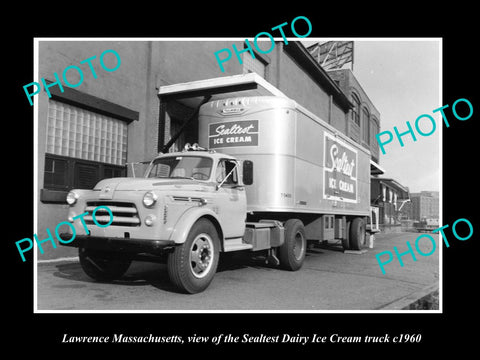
[143,191,157,208]
[66,191,79,205]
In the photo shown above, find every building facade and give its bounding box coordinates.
[370,178,410,226]
[409,191,439,221]
[326,69,381,164]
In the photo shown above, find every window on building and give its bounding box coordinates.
[243,52,267,78]
[44,100,127,192]
[371,116,379,146]
[362,107,370,144]
[44,156,68,190]
[371,117,379,138]
[351,93,360,126]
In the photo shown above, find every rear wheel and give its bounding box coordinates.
[167,219,220,294]
[278,219,306,271]
[349,217,367,250]
[79,247,131,281]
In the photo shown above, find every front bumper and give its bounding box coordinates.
[59,233,175,254]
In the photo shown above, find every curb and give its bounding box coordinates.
[379,283,439,310]
[37,256,79,264]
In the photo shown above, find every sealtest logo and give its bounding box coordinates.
[323,132,357,203]
[208,120,259,148]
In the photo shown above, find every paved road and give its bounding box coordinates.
[36,231,439,311]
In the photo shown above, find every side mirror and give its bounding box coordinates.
[242,160,253,185]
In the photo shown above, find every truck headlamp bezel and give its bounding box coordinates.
[143,191,158,208]
[66,191,79,205]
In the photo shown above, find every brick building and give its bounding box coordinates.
[35,39,381,260]
[324,69,381,164]
[409,191,439,221]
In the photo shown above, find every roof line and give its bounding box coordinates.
[284,42,353,111]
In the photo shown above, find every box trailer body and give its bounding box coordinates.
[198,95,371,236]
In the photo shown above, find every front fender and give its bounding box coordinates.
[168,206,223,244]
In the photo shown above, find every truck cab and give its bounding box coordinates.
[60,144,263,294]
[143,145,248,240]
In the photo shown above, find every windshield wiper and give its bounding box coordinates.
[170,176,195,180]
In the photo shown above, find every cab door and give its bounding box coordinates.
[214,159,246,238]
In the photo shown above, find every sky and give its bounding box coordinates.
[303,39,441,194]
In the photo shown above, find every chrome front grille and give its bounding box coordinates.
[85,201,140,227]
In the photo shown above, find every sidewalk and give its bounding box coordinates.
[35,231,440,311]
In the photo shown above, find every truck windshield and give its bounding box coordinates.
[146,156,213,181]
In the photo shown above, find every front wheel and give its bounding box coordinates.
[79,247,131,281]
[278,219,307,271]
[167,219,220,294]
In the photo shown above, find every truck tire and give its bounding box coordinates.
[342,220,351,250]
[167,218,220,294]
[278,219,306,271]
[79,247,131,281]
[349,217,366,250]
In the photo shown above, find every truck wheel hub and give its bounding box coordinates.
[189,234,214,278]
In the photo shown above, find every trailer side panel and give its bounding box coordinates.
[198,96,370,217]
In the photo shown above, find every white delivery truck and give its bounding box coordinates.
[60,74,372,294]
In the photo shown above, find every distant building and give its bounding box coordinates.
[409,191,439,221]
[371,178,410,226]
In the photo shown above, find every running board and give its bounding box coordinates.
[223,238,253,252]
